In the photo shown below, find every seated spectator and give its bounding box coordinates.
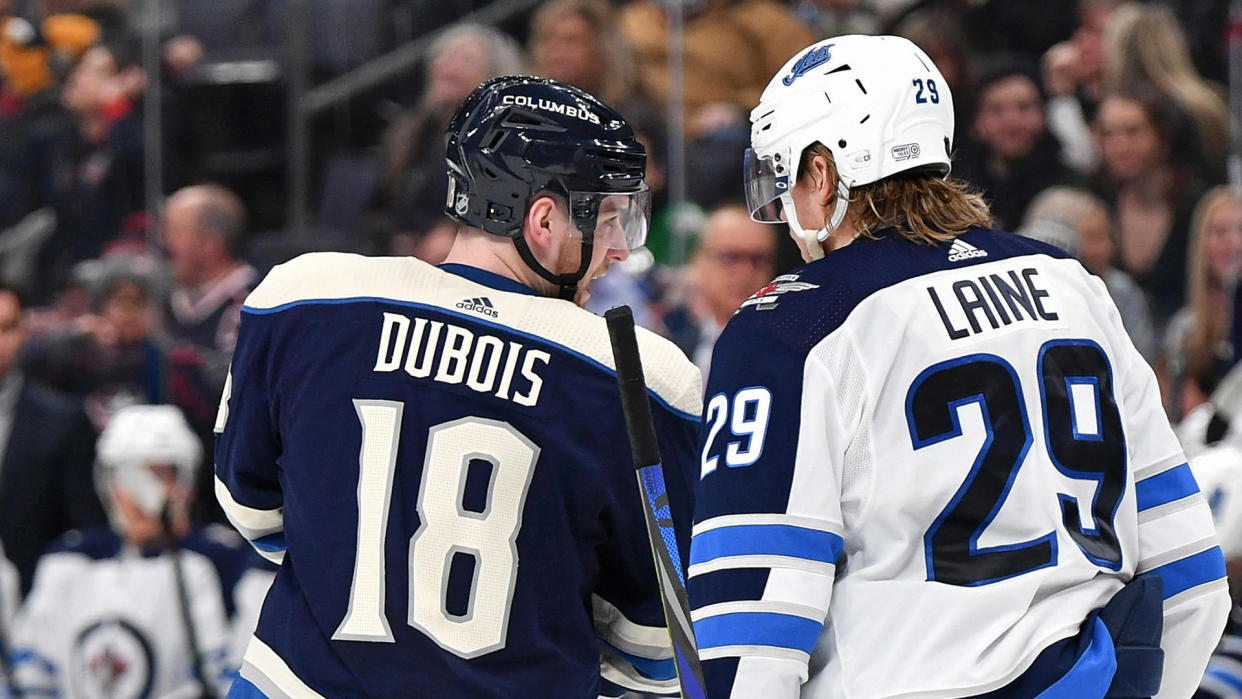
[22,261,169,429]
[378,23,525,235]
[29,32,147,304]
[1103,1,1229,181]
[663,203,776,377]
[892,8,976,142]
[9,404,273,696]
[160,183,254,390]
[619,0,815,138]
[1019,185,1155,361]
[1041,0,1117,174]
[1163,187,1242,420]
[0,13,99,230]
[528,0,634,107]
[1092,88,1207,326]
[954,60,1076,231]
[0,282,105,594]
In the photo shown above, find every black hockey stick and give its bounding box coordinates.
[163,508,218,699]
[605,305,706,699]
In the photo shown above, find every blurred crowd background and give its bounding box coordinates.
[1,0,1242,691]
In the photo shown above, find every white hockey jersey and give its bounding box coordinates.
[10,526,273,698]
[690,228,1230,698]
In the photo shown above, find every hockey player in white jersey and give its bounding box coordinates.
[9,404,273,697]
[689,35,1230,698]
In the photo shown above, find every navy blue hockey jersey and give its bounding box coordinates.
[690,228,1229,698]
[214,254,702,697]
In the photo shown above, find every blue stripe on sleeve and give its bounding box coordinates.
[226,675,269,698]
[694,612,822,655]
[604,641,678,681]
[1140,546,1226,599]
[1135,463,1199,512]
[252,532,287,553]
[690,525,843,566]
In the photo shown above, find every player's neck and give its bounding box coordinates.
[443,229,553,296]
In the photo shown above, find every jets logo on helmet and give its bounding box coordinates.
[781,43,835,86]
[744,35,955,260]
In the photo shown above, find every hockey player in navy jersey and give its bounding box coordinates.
[689,35,1230,698]
[215,76,702,697]
[9,404,274,697]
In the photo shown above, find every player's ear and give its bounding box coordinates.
[808,153,836,207]
[524,195,558,249]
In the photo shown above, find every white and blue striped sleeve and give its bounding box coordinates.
[214,306,286,565]
[1118,336,1230,699]
[690,326,845,698]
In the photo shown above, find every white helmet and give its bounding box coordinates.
[96,404,202,519]
[745,35,954,258]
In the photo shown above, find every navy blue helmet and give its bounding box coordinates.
[444,76,649,299]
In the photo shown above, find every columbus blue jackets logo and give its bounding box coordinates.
[69,618,155,699]
[740,274,820,311]
[782,44,835,86]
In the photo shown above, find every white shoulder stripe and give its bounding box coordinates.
[693,513,843,537]
[1136,536,1218,574]
[1166,577,1229,610]
[242,253,702,418]
[240,636,325,698]
[600,658,680,694]
[1135,452,1190,481]
[215,476,284,539]
[592,594,673,658]
[691,600,824,622]
[698,645,810,663]
[688,555,836,578]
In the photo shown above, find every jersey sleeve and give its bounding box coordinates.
[1108,299,1230,698]
[593,366,701,697]
[214,306,286,565]
[689,325,848,698]
[9,554,79,695]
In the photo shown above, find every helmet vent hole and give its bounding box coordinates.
[511,192,520,199]
[483,167,498,179]
[837,139,847,149]
[503,111,544,127]
[485,131,505,151]
[944,137,951,155]
[859,114,870,124]
[826,63,851,75]
[854,79,867,95]
[761,123,772,132]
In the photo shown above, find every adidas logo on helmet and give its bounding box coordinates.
[948,239,987,262]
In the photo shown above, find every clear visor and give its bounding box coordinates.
[569,185,652,251]
[743,147,792,223]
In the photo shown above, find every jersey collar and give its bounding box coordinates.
[439,263,543,297]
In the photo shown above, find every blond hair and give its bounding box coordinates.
[529,0,635,106]
[1103,3,1229,171]
[801,143,993,245]
[1182,186,1241,358]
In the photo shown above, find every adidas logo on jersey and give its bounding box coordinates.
[456,297,498,318]
[948,239,988,262]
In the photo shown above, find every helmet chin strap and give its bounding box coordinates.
[784,179,851,261]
